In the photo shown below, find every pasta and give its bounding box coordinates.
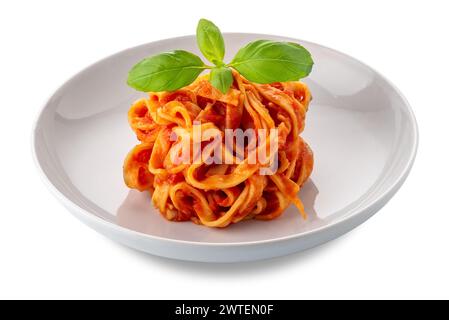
[123,70,313,227]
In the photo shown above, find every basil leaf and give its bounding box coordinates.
[210,67,233,94]
[196,18,225,65]
[127,50,206,92]
[229,40,314,83]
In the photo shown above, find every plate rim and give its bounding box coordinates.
[31,33,419,247]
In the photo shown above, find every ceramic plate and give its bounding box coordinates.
[32,34,418,262]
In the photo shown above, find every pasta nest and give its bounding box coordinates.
[124,70,313,227]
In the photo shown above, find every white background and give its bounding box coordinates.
[0,0,448,299]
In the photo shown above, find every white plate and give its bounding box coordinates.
[32,34,418,262]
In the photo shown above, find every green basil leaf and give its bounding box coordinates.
[196,18,225,65]
[209,67,233,94]
[229,40,314,83]
[127,50,206,92]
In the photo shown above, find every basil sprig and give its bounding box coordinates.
[196,18,225,66]
[209,66,233,94]
[229,40,313,83]
[127,50,206,92]
[127,19,313,94]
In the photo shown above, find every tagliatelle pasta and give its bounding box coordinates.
[123,70,313,227]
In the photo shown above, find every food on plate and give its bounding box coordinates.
[123,19,314,227]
